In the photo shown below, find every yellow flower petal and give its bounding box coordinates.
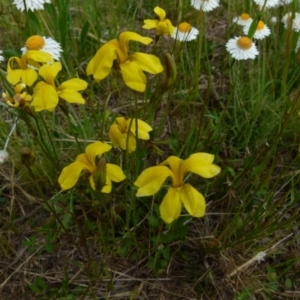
[127,119,152,140]
[180,184,206,217]
[115,117,127,129]
[75,153,95,174]
[189,153,215,164]
[135,166,172,196]
[119,31,153,55]
[142,19,159,29]
[89,175,96,190]
[160,187,182,224]
[58,90,85,104]
[120,60,147,92]
[181,154,221,178]
[154,6,166,21]
[7,69,22,85]
[58,78,87,91]
[62,79,87,105]
[26,50,54,64]
[86,41,118,80]
[101,177,112,193]
[39,62,61,86]
[85,142,112,167]
[15,83,26,94]
[58,161,87,190]
[89,175,113,193]
[22,68,38,86]
[156,19,175,36]
[31,83,58,112]
[125,134,137,153]
[109,123,126,148]
[130,53,164,75]
[160,156,182,186]
[106,163,126,182]
[109,121,137,152]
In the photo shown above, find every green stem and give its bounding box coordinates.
[22,113,56,165]
[100,93,112,141]
[39,113,60,166]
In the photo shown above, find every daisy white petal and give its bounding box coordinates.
[281,12,293,29]
[233,13,253,27]
[191,0,220,12]
[21,35,63,60]
[13,0,51,11]
[226,36,259,60]
[173,22,199,42]
[253,0,280,8]
[0,50,4,63]
[243,21,271,40]
[292,13,300,32]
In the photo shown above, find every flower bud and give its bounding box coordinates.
[160,53,177,89]
[0,150,9,164]
[93,157,107,191]
[270,17,277,25]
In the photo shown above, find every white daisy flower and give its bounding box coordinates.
[226,36,259,60]
[281,12,293,29]
[233,13,253,27]
[243,21,271,40]
[292,13,300,32]
[173,22,199,41]
[21,35,63,60]
[191,0,220,12]
[13,0,51,11]
[253,0,280,8]
[0,50,4,63]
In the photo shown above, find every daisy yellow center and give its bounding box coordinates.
[25,35,45,50]
[237,37,253,50]
[178,22,192,33]
[240,13,250,21]
[256,21,265,31]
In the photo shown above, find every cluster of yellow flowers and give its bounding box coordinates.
[1,6,221,224]
[4,35,87,112]
[58,141,220,224]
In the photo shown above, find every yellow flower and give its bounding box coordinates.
[31,62,87,112]
[134,153,221,224]
[7,50,53,86]
[2,83,32,108]
[58,142,126,193]
[86,31,164,92]
[143,6,175,36]
[109,117,153,153]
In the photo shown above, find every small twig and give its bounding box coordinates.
[4,119,18,151]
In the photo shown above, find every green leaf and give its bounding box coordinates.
[79,21,90,57]
[147,215,160,227]
[285,278,293,289]
[27,10,42,34]
[162,246,170,260]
